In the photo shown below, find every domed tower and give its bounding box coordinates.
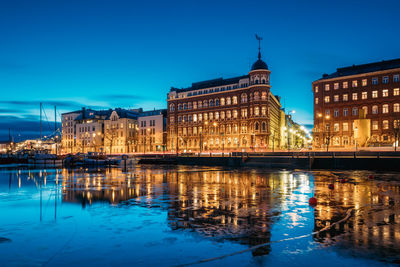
[249,35,270,85]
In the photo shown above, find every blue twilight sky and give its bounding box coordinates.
[1,0,400,140]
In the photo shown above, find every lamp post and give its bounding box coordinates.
[324,115,331,152]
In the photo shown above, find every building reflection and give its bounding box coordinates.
[312,173,400,262]
[59,167,303,256]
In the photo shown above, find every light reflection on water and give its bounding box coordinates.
[0,166,399,266]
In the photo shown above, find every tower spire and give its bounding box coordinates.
[255,34,263,59]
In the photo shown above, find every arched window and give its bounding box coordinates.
[215,99,220,106]
[220,98,225,106]
[262,122,267,131]
[170,104,175,111]
[362,106,368,115]
[254,91,260,100]
[261,79,266,84]
[372,105,378,114]
[261,91,267,100]
[383,104,389,113]
[209,99,214,107]
[226,97,231,105]
[178,104,182,111]
[241,93,248,103]
[183,103,187,110]
[394,103,400,112]
[203,100,208,107]
[255,122,259,131]
[232,96,238,104]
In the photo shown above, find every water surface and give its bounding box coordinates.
[0,166,399,266]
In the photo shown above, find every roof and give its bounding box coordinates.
[251,59,268,71]
[139,109,167,117]
[318,58,400,80]
[170,75,248,93]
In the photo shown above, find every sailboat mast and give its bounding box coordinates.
[40,102,42,140]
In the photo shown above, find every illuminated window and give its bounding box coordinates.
[334,95,339,102]
[216,112,220,120]
[362,79,367,86]
[343,81,348,88]
[362,92,367,99]
[325,84,330,91]
[372,121,378,130]
[383,89,389,97]
[221,111,225,119]
[226,97,231,105]
[193,101,197,109]
[343,122,349,131]
[394,88,400,96]
[362,106,368,115]
[220,98,225,106]
[334,123,339,132]
[233,110,238,118]
[198,113,202,121]
[343,94,348,101]
[261,106,267,115]
[352,80,358,87]
[232,96,238,104]
[372,105,378,114]
[227,110,231,118]
[394,103,400,112]
[241,93,248,103]
[383,120,389,130]
[334,83,339,90]
[315,97,319,104]
[352,93,358,100]
[315,86,319,92]
[382,104,389,113]
[372,91,378,98]
[324,96,330,103]
[254,106,260,116]
[193,114,197,122]
[241,109,247,118]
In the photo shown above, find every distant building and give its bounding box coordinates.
[166,48,283,152]
[61,107,166,154]
[138,109,167,153]
[313,58,400,149]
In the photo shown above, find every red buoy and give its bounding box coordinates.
[328,183,334,190]
[340,179,347,183]
[309,197,317,206]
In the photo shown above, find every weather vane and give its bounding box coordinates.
[255,34,263,59]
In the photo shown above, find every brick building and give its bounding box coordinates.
[313,59,400,149]
[166,49,283,153]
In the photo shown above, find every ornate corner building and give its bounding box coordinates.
[313,59,400,149]
[166,50,283,152]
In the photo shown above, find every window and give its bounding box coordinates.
[215,112,219,120]
[193,101,197,109]
[372,121,378,130]
[315,86,319,92]
[343,122,349,132]
[343,81,348,88]
[198,113,202,121]
[324,96,330,103]
[254,106,260,116]
[227,110,231,118]
[334,83,339,90]
[233,110,238,118]
[352,93,358,100]
[343,108,348,116]
[209,99,214,107]
[352,80,358,87]
[362,106,368,115]
[226,97,231,105]
[325,109,330,115]
[352,107,358,116]
[178,104,182,111]
[334,123,339,132]
[383,89,389,97]
[315,97,319,104]
[170,104,175,111]
[204,113,208,120]
[232,96,238,104]
[372,91,378,98]
[325,84,330,91]
[362,79,367,86]
[261,106,267,115]
[383,76,389,84]
[178,116,182,122]
[334,109,339,117]
[394,75,399,83]
[193,114,197,122]
[241,108,247,118]
[343,94,348,101]
[382,104,389,113]
[394,103,400,112]
[334,95,339,102]
[220,98,225,106]
[261,91,267,100]
[198,101,202,108]
[221,111,225,119]
[183,103,187,110]
[209,112,213,120]
[241,93,248,103]
[372,77,378,85]
[383,120,389,130]
[372,105,378,114]
[362,92,367,99]
[394,88,400,96]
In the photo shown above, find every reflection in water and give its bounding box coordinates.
[313,171,400,263]
[1,167,400,265]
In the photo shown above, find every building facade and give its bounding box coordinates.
[313,59,400,149]
[167,51,282,152]
[137,109,167,153]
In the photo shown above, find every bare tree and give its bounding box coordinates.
[104,125,119,154]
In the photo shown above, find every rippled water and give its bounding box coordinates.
[0,166,399,266]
